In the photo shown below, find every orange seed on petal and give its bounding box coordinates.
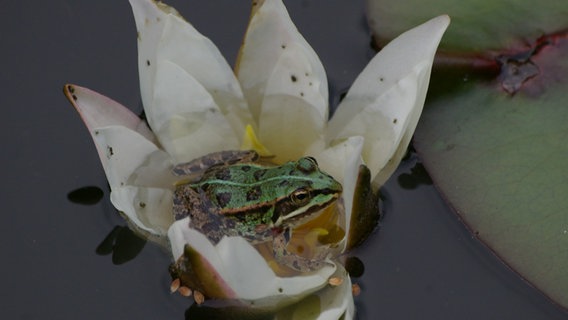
[194,290,205,305]
[170,278,181,293]
[328,277,343,286]
[178,286,192,297]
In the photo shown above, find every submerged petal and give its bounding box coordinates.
[237,0,328,157]
[169,219,337,305]
[130,0,252,139]
[327,16,450,186]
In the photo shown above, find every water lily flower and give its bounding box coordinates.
[64,0,448,317]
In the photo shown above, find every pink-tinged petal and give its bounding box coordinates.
[111,186,174,238]
[130,0,252,140]
[64,85,165,189]
[150,60,241,163]
[327,16,450,187]
[169,219,337,305]
[64,84,154,142]
[237,0,328,125]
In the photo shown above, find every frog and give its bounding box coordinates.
[172,150,342,272]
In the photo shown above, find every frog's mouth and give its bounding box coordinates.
[273,189,341,227]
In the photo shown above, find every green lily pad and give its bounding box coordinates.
[367,0,568,309]
[367,0,568,52]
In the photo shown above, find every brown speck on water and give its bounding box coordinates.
[146,60,151,66]
[281,44,287,49]
[352,283,361,296]
[291,75,297,82]
[393,118,397,124]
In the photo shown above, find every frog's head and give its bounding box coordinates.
[272,156,342,228]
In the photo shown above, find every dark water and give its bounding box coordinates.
[3,0,567,319]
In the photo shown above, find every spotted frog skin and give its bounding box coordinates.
[172,150,342,272]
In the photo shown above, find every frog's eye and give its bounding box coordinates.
[305,156,318,166]
[296,157,318,173]
[291,188,311,205]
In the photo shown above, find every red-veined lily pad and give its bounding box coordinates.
[367,0,568,309]
[367,0,568,52]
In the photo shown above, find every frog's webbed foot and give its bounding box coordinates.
[172,150,259,176]
[273,230,333,272]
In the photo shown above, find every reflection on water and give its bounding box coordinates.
[67,186,104,205]
[96,226,147,265]
[397,151,433,190]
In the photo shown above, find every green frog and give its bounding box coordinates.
[172,150,342,272]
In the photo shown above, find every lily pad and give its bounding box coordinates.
[367,0,568,309]
[367,0,568,52]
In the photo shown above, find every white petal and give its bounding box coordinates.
[129,0,179,117]
[111,186,174,237]
[130,0,252,137]
[314,136,364,252]
[156,13,252,134]
[237,0,328,123]
[327,16,450,186]
[279,269,355,320]
[315,274,355,320]
[90,126,168,189]
[168,219,337,304]
[151,60,240,163]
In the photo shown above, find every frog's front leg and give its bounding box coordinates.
[173,184,224,244]
[272,229,331,272]
[172,150,259,176]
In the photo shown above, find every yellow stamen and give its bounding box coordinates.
[241,124,273,157]
[304,228,329,248]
